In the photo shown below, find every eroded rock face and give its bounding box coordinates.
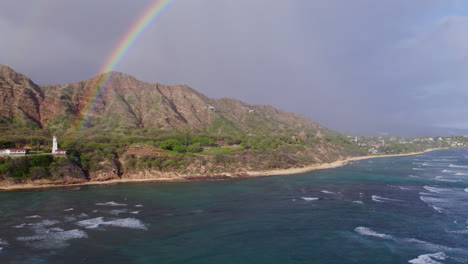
[0,65,327,135]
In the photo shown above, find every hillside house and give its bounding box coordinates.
[0,148,27,155]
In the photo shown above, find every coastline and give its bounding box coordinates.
[0,148,444,191]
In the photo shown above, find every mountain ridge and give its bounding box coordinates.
[0,65,325,137]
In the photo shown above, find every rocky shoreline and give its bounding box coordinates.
[0,149,442,191]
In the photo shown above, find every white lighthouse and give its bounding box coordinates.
[51,135,66,155]
[52,135,58,154]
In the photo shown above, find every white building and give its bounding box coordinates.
[52,135,66,155]
[0,148,26,155]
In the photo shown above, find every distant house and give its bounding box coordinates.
[54,148,67,155]
[0,148,27,155]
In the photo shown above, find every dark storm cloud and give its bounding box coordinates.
[1,0,467,135]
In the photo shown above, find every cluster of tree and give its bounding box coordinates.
[0,155,56,179]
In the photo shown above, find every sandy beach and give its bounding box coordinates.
[0,148,444,191]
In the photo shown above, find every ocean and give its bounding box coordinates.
[0,149,467,263]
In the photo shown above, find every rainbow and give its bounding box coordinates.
[74,0,173,133]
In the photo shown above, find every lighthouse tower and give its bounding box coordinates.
[52,135,58,154]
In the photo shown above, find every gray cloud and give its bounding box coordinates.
[1,0,467,135]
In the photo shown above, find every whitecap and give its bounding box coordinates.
[102,218,147,230]
[448,230,468,234]
[354,227,392,239]
[75,217,147,230]
[64,208,74,212]
[96,201,127,207]
[432,206,443,213]
[372,195,403,203]
[25,215,41,219]
[301,197,319,201]
[12,223,26,228]
[408,252,447,264]
[442,170,456,173]
[419,194,446,205]
[135,204,143,208]
[413,168,427,171]
[464,188,468,193]
[34,219,60,227]
[109,209,127,216]
[321,190,337,194]
[17,229,87,250]
[130,211,140,214]
[423,186,451,194]
[75,217,104,229]
[78,213,89,218]
[435,176,460,183]
[449,164,468,168]
[353,201,364,204]
[455,173,468,176]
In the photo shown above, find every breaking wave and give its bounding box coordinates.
[301,197,319,201]
[372,195,403,203]
[449,164,468,168]
[17,229,87,250]
[423,186,451,194]
[435,176,460,183]
[25,215,41,219]
[408,252,447,264]
[96,201,127,207]
[354,227,392,239]
[321,190,337,194]
[75,217,147,230]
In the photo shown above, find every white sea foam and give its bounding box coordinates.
[17,229,87,250]
[432,206,443,213]
[442,170,456,173]
[413,168,427,171]
[435,176,460,183]
[448,230,468,234]
[75,217,147,230]
[109,209,127,216]
[371,195,403,203]
[25,215,41,219]
[64,208,74,212]
[75,217,104,229]
[455,173,468,176]
[301,197,319,201]
[135,204,143,208]
[419,194,446,205]
[464,188,468,193]
[96,201,127,207]
[423,186,451,194]
[354,227,392,239]
[353,201,364,204]
[13,223,26,228]
[321,190,337,194]
[35,219,60,227]
[130,211,140,214]
[408,252,447,264]
[449,164,468,168]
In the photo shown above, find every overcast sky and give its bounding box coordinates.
[1,0,468,136]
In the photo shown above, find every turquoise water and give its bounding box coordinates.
[0,149,467,263]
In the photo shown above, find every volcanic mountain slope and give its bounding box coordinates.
[0,65,326,137]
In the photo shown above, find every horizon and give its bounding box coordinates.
[1,1,468,136]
